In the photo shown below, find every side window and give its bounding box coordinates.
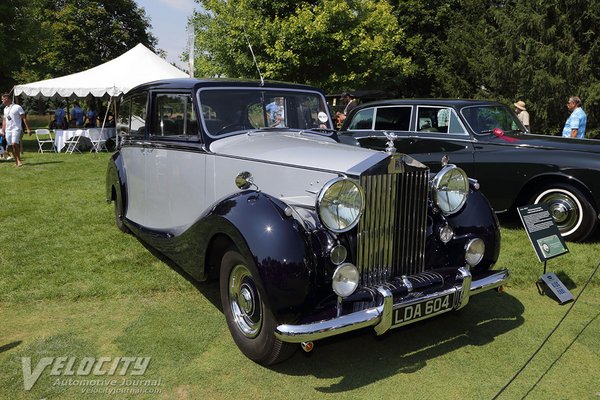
[448,110,466,134]
[130,94,147,135]
[374,107,411,130]
[152,93,197,137]
[347,108,374,130]
[417,107,452,133]
[118,98,131,136]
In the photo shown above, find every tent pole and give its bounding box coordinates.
[100,96,112,152]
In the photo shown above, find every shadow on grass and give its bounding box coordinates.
[134,235,525,392]
[0,341,21,354]
[137,239,222,311]
[273,291,525,393]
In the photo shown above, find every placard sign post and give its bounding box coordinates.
[517,204,573,304]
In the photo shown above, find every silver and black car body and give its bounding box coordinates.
[107,79,509,365]
[339,99,600,242]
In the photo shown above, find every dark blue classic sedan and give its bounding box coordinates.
[339,99,600,241]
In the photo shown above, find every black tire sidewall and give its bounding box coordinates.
[531,183,596,242]
[114,187,130,234]
[219,250,292,364]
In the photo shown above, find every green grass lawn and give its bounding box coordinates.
[1,138,599,399]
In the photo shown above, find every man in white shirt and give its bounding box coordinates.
[2,94,31,167]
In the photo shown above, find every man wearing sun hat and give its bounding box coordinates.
[514,100,530,131]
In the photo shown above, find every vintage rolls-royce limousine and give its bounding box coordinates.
[106,79,509,365]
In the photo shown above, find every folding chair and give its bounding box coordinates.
[64,132,82,154]
[88,129,108,153]
[35,129,57,153]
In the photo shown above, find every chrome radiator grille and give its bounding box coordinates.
[356,166,429,286]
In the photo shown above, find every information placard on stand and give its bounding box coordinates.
[518,204,573,304]
[517,204,569,262]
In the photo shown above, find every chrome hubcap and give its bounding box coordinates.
[536,189,582,236]
[229,264,262,338]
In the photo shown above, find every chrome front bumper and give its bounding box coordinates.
[274,267,509,343]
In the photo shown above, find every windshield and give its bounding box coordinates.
[461,105,526,135]
[198,88,333,137]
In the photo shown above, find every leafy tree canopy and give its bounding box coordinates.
[1,0,156,92]
[193,0,412,93]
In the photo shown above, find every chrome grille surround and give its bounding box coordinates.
[356,155,429,286]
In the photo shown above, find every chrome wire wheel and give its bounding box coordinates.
[228,264,263,338]
[534,188,583,237]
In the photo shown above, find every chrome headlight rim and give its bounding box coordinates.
[465,238,485,267]
[331,263,360,297]
[432,165,469,216]
[316,177,364,233]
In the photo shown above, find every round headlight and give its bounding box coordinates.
[332,263,359,297]
[465,238,485,266]
[432,165,469,215]
[316,178,364,232]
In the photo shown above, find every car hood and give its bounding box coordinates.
[209,130,388,175]
[487,131,600,153]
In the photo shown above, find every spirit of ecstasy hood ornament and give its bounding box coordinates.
[383,131,397,154]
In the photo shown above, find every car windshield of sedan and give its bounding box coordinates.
[198,88,333,137]
[461,105,526,135]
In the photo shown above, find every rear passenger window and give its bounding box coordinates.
[118,93,147,137]
[375,107,411,131]
[347,108,374,130]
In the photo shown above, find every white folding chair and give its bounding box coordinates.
[64,131,82,154]
[88,129,108,153]
[35,129,57,153]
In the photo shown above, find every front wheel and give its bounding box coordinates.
[220,250,295,365]
[530,183,597,242]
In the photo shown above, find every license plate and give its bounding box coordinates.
[392,293,454,326]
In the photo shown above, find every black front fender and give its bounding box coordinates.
[205,191,314,318]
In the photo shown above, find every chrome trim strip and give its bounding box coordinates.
[274,269,509,343]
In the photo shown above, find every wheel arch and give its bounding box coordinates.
[514,173,597,211]
[203,191,314,320]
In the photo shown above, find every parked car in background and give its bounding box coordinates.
[107,80,508,365]
[339,99,600,242]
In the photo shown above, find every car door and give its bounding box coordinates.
[350,105,476,174]
[397,105,476,174]
[119,92,149,226]
[142,91,208,231]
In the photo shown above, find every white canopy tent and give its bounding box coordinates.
[14,43,188,98]
[14,43,188,148]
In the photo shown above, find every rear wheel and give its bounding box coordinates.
[113,187,130,234]
[220,250,295,365]
[531,183,596,242]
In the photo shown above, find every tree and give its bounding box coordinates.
[193,0,412,93]
[424,0,600,134]
[17,0,156,84]
[0,0,38,90]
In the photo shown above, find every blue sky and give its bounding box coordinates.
[135,0,198,69]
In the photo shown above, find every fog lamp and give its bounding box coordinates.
[332,263,359,297]
[465,238,485,266]
[330,244,347,265]
[439,224,454,244]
